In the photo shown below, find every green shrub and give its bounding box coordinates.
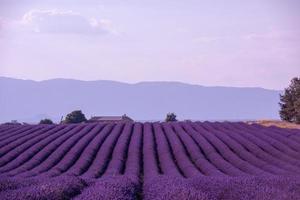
[39,118,54,124]
[279,77,300,124]
[64,110,87,124]
[165,113,177,122]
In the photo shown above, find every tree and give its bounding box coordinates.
[165,112,177,122]
[279,77,300,124]
[64,110,87,124]
[39,118,54,124]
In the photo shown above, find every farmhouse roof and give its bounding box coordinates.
[88,114,133,122]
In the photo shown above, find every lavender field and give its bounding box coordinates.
[0,122,300,200]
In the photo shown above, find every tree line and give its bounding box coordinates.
[39,111,178,124]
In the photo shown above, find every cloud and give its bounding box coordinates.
[2,9,116,35]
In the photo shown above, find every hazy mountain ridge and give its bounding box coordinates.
[0,77,282,123]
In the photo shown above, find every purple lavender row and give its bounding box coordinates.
[182,122,246,176]
[269,125,300,144]
[80,123,125,178]
[63,124,114,176]
[143,175,300,200]
[172,122,224,176]
[0,124,22,132]
[0,126,35,146]
[0,125,68,173]
[232,122,300,159]
[215,122,300,173]
[0,125,58,166]
[207,122,290,175]
[103,123,134,176]
[0,175,87,200]
[0,125,28,138]
[153,122,183,177]
[42,124,106,177]
[198,122,270,175]
[17,124,92,177]
[224,122,300,168]
[124,123,143,178]
[143,122,160,180]
[72,124,142,200]
[219,122,300,172]
[161,122,201,177]
[283,127,300,141]
[0,125,45,150]
[73,176,140,200]
[244,123,300,152]
[266,125,300,150]
[260,124,300,143]
[0,125,14,133]
[3,125,77,176]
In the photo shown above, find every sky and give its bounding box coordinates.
[0,0,299,90]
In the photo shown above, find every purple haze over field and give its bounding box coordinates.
[0,0,299,90]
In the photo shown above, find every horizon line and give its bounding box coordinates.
[0,76,283,91]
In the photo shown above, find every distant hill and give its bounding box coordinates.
[0,77,282,123]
